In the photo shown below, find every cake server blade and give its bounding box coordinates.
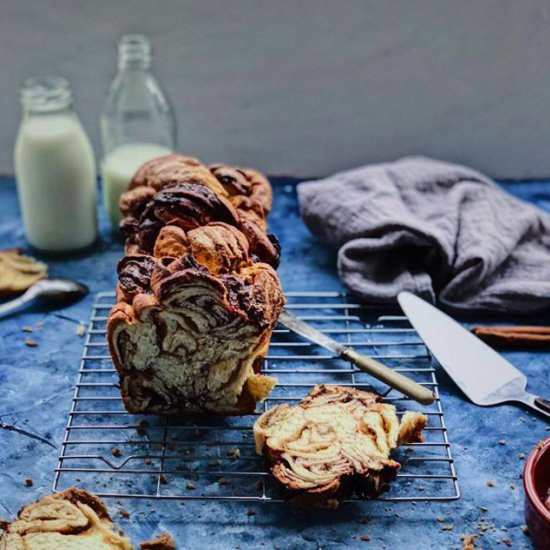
[397,291,550,418]
[278,309,435,405]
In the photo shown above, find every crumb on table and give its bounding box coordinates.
[24,337,38,347]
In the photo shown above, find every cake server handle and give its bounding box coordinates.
[513,392,550,420]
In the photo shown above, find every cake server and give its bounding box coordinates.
[278,309,435,405]
[397,291,550,419]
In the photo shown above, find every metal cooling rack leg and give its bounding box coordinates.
[156,417,169,497]
[53,322,92,493]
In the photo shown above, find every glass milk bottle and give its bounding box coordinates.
[100,34,176,229]
[14,77,97,253]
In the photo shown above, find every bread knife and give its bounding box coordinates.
[278,309,435,405]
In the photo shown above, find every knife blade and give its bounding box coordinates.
[397,291,550,418]
[278,309,435,405]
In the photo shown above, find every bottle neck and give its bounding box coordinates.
[118,34,152,71]
[20,76,74,116]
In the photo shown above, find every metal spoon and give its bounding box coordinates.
[0,279,89,319]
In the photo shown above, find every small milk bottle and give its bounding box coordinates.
[14,77,98,253]
[100,34,176,230]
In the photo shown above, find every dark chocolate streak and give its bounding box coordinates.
[210,165,250,195]
[117,255,156,299]
[136,184,239,254]
[222,275,270,329]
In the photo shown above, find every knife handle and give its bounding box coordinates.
[341,348,435,405]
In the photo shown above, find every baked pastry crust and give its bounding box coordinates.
[254,384,427,508]
[0,488,132,549]
[123,154,272,229]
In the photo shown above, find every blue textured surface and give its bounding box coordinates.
[0,176,549,549]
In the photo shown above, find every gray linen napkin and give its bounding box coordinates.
[297,157,550,314]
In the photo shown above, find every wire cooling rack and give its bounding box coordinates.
[53,291,460,503]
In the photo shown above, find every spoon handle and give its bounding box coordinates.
[0,288,37,319]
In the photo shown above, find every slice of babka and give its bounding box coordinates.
[254,384,428,508]
[0,488,132,549]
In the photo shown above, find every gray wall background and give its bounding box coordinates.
[3,0,550,178]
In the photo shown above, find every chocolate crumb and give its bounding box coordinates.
[22,326,33,333]
[24,337,38,347]
[499,439,506,445]
[218,477,229,486]
[24,478,33,487]
[186,482,196,490]
[486,480,495,487]
[247,509,255,517]
[360,535,371,542]
[436,517,445,523]
[441,525,453,531]
[120,509,130,518]
[509,483,515,490]
[160,474,169,484]
[502,537,512,547]
[111,447,122,457]
[144,457,153,465]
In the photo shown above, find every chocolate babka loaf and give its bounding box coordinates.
[0,488,132,549]
[254,385,427,508]
[108,155,284,415]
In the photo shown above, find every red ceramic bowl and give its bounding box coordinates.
[524,436,550,550]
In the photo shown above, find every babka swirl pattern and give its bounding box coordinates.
[254,384,427,508]
[0,488,133,549]
[108,152,285,416]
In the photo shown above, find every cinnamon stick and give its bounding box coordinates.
[471,326,550,349]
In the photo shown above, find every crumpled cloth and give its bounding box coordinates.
[297,157,550,314]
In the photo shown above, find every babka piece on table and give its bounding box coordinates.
[254,384,428,509]
[108,154,284,415]
[0,488,132,549]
